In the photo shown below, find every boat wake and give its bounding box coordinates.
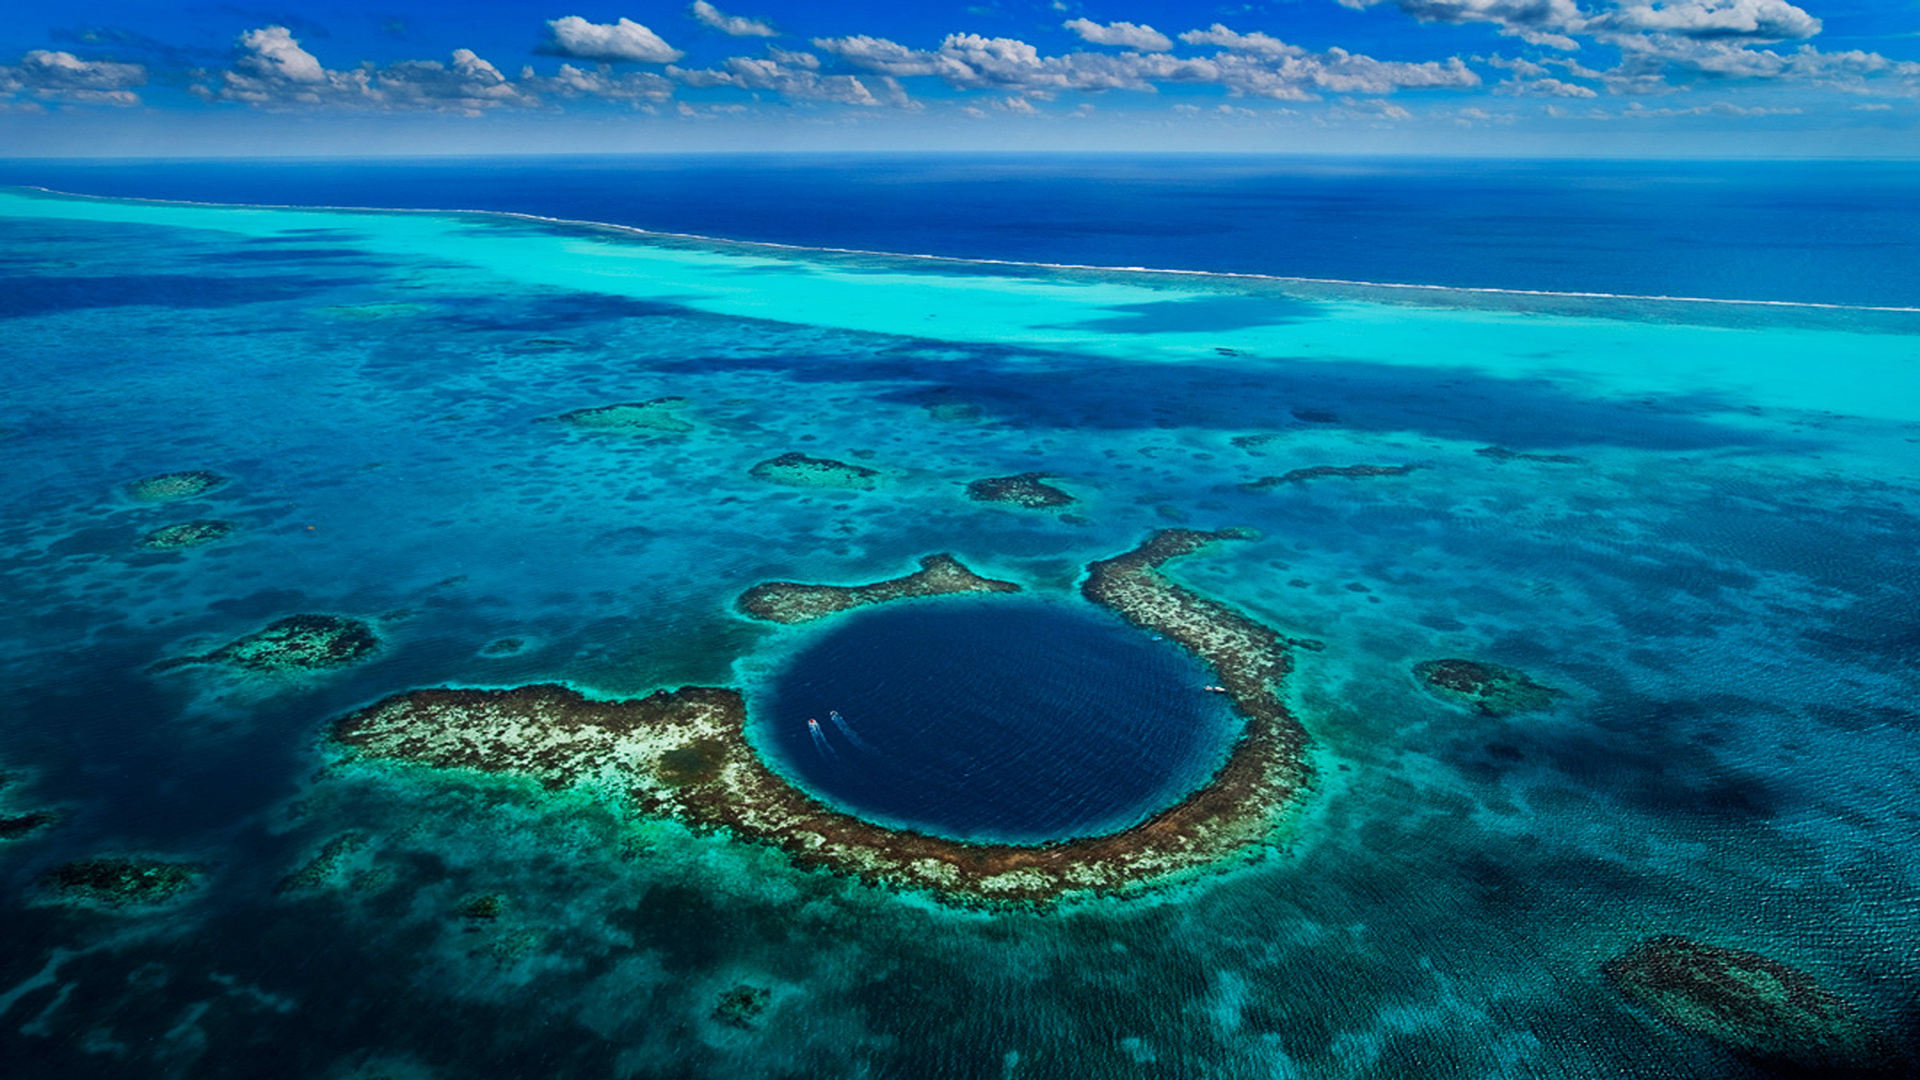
[808,718,839,760]
[829,710,877,753]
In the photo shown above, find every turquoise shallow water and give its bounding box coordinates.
[0,186,1916,1078]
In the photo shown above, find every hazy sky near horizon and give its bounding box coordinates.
[3,1,1917,156]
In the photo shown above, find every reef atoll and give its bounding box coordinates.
[1241,464,1417,491]
[328,529,1312,905]
[547,397,693,434]
[139,519,238,549]
[966,472,1076,508]
[749,452,880,490]
[40,857,205,907]
[126,470,227,503]
[1413,658,1558,717]
[736,554,1020,625]
[1604,935,1898,1074]
[157,614,380,673]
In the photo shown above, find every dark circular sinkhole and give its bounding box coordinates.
[756,596,1242,845]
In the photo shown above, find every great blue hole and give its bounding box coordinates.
[756,595,1243,845]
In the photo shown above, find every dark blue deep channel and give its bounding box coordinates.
[756,596,1243,845]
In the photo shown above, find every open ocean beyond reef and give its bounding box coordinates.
[0,156,1917,1078]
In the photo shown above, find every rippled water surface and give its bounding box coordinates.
[0,179,1916,1079]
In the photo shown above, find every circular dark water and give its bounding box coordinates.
[756,596,1242,845]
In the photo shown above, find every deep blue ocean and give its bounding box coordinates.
[2,155,1916,306]
[761,597,1241,844]
[1,156,1917,1078]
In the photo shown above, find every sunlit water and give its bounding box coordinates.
[0,183,1915,1078]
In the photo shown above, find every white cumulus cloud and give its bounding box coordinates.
[236,26,327,83]
[815,29,1477,101]
[198,26,535,113]
[1,49,146,106]
[1063,19,1172,52]
[670,52,908,106]
[1605,0,1820,41]
[545,16,683,63]
[1178,25,1305,58]
[523,62,673,103]
[691,2,777,38]
[1341,0,1588,50]
[1496,76,1599,96]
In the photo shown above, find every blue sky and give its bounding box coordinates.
[3,1,1917,156]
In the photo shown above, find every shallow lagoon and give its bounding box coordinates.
[0,185,1916,1078]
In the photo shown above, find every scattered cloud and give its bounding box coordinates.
[1498,76,1599,97]
[1334,97,1415,121]
[1340,0,1588,51]
[1063,19,1172,52]
[1177,25,1304,58]
[1602,0,1820,42]
[816,28,1476,100]
[195,26,533,113]
[522,63,673,104]
[1550,98,1807,118]
[0,49,146,106]
[543,16,683,63]
[18,5,1915,126]
[1606,35,1920,92]
[1344,0,1822,53]
[671,52,909,106]
[690,2,777,39]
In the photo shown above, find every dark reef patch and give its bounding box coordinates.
[1414,658,1558,717]
[1061,293,1316,334]
[0,272,341,320]
[1242,464,1417,491]
[923,400,983,422]
[0,809,60,840]
[126,470,227,503]
[510,336,582,351]
[458,894,506,921]
[431,291,685,332]
[1230,433,1288,453]
[738,554,1020,625]
[682,346,1779,453]
[966,472,1076,508]
[157,614,380,673]
[1603,935,1899,1074]
[1477,445,1584,464]
[139,519,238,549]
[713,985,772,1030]
[749,451,880,489]
[546,397,692,433]
[275,831,371,895]
[41,857,205,907]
